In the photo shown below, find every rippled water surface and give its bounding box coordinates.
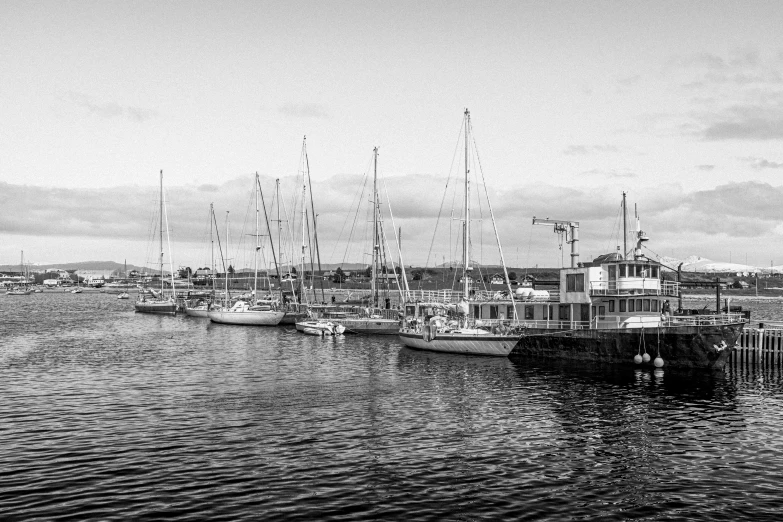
[3,293,783,520]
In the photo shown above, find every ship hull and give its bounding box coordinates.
[399,330,516,357]
[208,310,285,326]
[280,312,308,325]
[338,318,400,335]
[134,300,177,315]
[184,306,210,318]
[510,322,744,370]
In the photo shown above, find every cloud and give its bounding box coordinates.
[742,157,783,169]
[278,103,329,119]
[581,168,636,179]
[618,75,641,86]
[563,144,618,155]
[69,92,157,122]
[3,177,783,267]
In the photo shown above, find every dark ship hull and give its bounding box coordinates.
[510,322,745,370]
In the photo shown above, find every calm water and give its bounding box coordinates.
[2,294,783,520]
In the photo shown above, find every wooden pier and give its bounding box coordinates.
[731,326,783,366]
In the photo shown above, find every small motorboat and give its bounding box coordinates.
[297,320,346,336]
[71,288,83,294]
[117,292,130,300]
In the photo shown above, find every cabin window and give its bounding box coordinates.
[525,306,534,320]
[628,299,635,312]
[406,305,416,316]
[592,306,596,318]
[566,273,585,292]
[608,265,616,279]
[549,305,554,320]
[635,265,643,277]
[620,264,627,277]
[489,305,498,319]
[643,299,651,311]
[619,299,626,312]
[608,300,615,312]
[559,304,570,320]
[636,299,643,311]
[473,305,480,318]
[598,305,606,316]
[507,305,515,320]
[651,266,658,278]
[652,300,659,312]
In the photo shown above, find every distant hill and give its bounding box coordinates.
[0,260,147,273]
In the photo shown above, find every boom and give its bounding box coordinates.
[532,217,580,268]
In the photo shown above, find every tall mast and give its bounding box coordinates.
[160,170,164,295]
[225,211,230,302]
[622,191,627,260]
[371,147,379,306]
[210,203,215,295]
[300,184,307,303]
[258,177,280,297]
[303,137,325,303]
[275,179,282,287]
[254,173,260,300]
[463,109,471,300]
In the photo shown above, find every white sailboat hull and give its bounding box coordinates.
[398,329,517,356]
[338,318,400,335]
[208,309,285,325]
[135,299,177,315]
[184,306,210,318]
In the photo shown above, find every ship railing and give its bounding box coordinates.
[589,280,679,297]
[460,318,593,330]
[401,289,560,303]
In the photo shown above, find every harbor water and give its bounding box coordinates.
[2,293,783,520]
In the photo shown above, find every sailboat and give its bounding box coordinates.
[208,173,285,326]
[322,147,403,335]
[6,251,33,295]
[398,110,519,356]
[185,203,219,318]
[134,170,177,315]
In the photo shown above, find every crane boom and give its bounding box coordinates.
[532,217,580,268]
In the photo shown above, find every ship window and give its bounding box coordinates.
[651,266,659,278]
[619,299,626,312]
[620,264,627,277]
[608,265,616,279]
[559,304,570,320]
[652,300,659,312]
[609,300,615,312]
[643,299,651,311]
[489,305,498,319]
[636,299,643,311]
[566,273,585,292]
[599,305,606,316]
[473,305,480,318]
[635,265,643,277]
[547,305,553,320]
[628,299,635,312]
[406,305,416,316]
[507,305,515,319]
[525,306,534,320]
[592,306,596,318]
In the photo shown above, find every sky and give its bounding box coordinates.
[2,1,783,270]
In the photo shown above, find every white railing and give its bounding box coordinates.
[589,280,679,297]
[401,289,560,303]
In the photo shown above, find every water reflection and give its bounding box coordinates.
[3,294,783,520]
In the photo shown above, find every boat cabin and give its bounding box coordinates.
[404,254,679,330]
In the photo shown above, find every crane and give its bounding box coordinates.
[532,217,580,268]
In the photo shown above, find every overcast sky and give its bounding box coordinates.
[2,1,783,269]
